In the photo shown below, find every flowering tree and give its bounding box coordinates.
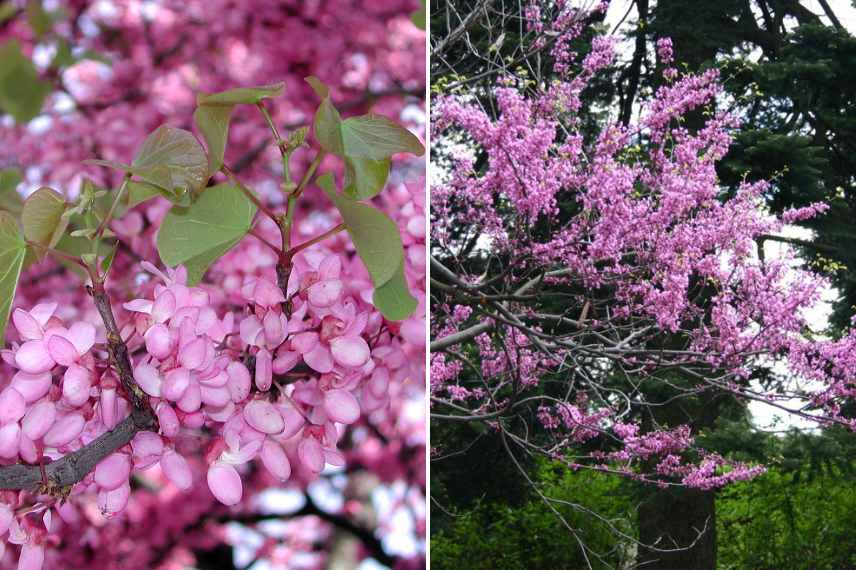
[430,1,856,567]
[0,1,426,569]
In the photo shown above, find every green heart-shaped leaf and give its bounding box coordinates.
[344,156,391,200]
[0,211,26,342]
[196,83,284,106]
[22,187,68,260]
[340,114,425,160]
[373,260,418,321]
[194,83,285,174]
[0,168,23,217]
[318,173,416,320]
[126,180,165,207]
[132,125,209,198]
[156,183,256,285]
[411,0,426,29]
[0,40,51,123]
[193,104,233,174]
[306,77,422,202]
[318,173,402,286]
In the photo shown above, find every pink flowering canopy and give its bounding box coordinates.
[430,1,856,496]
[0,1,426,569]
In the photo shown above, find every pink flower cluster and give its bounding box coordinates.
[431,15,855,494]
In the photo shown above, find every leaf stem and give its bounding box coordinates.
[26,240,88,268]
[256,102,285,158]
[95,175,130,242]
[248,226,283,254]
[293,149,326,199]
[284,223,345,261]
[221,164,280,222]
[257,102,295,187]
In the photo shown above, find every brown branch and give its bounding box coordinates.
[817,0,844,31]
[231,87,423,174]
[0,282,156,491]
[0,409,154,490]
[88,283,154,413]
[432,0,494,58]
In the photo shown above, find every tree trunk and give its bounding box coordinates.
[638,487,716,570]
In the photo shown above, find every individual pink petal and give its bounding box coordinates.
[243,400,284,435]
[272,350,300,374]
[263,310,285,346]
[133,363,162,398]
[11,371,52,403]
[200,369,228,388]
[172,266,189,285]
[131,432,164,468]
[226,361,251,403]
[255,349,272,392]
[286,268,300,298]
[7,517,26,544]
[196,306,217,334]
[304,344,334,373]
[324,389,361,424]
[308,279,343,308]
[22,401,56,441]
[178,337,207,370]
[261,439,291,481]
[0,388,26,424]
[324,448,346,467]
[200,385,230,407]
[62,365,91,407]
[161,450,192,490]
[298,437,325,473]
[280,407,306,439]
[189,288,210,307]
[368,367,389,398]
[97,482,130,517]
[47,335,78,367]
[122,299,153,314]
[29,302,57,327]
[291,331,319,354]
[144,324,173,360]
[15,341,55,374]
[0,503,12,535]
[329,336,370,368]
[94,453,131,491]
[206,401,236,422]
[67,322,96,356]
[400,316,426,346]
[253,279,286,308]
[0,349,14,367]
[101,387,117,429]
[318,255,342,280]
[293,382,323,406]
[17,433,36,463]
[177,380,202,413]
[43,413,85,448]
[360,388,388,413]
[156,404,180,438]
[171,306,200,329]
[162,368,191,401]
[151,290,177,323]
[324,418,340,445]
[18,542,45,570]
[207,462,242,505]
[239,315,263,347]
[0,423,21,459]
[12,309,42,341]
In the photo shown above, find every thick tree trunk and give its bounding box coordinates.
[638,485,716,570]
